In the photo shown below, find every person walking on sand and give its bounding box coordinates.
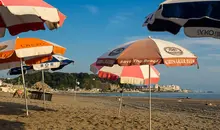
[13,88,30,98]
[13,88,23,98]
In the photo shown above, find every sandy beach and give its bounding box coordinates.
[0,92,220,130]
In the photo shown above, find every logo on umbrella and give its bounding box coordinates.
[109,48,124,56]
[0,45,8,51]
[164,47,183,56]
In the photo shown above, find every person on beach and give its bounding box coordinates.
[13,89,23,98]
[13,88,30,98]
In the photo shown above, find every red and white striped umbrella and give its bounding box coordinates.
[0,0,66,37]
[90,63,160,85]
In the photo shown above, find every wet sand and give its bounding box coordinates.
[0,92,220,130]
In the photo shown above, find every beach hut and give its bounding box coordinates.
[29,82,53,101]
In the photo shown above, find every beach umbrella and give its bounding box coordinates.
[0,0,66,37]
[34,55,74,71]
[7,66,33,75]
[8,55,74,75]
[90,63,160,85]
[8,55,73,109]
[33,55,73,108]
[143,0,220,39]
[95,37,198,130]
[90,62,160,117]
[0,37,66,116]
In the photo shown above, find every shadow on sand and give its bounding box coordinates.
[0,101,57,116]
[0,119,25,130]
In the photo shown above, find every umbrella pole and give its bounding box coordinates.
[118,88,123,117]
[148,65,152,130]
[74,79,77,101]
[20,59,29,116]
[42,70,46,110]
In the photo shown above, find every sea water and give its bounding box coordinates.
[80,92,220,100]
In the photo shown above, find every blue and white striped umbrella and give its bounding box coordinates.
[8,55,74,75]
[143,0,220,39]
[8,66,34,75]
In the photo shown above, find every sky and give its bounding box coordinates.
[1,0,220,92]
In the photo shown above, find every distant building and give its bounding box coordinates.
[0,80,2,86]
[154,84,159,89]
[182,89,192,93]
[154,84,181,92]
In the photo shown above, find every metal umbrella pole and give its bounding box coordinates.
[118,88,123,117]
[41,70,46,110]
[148,65,152,130]
[74,79,77,101]
[20,58,29,116]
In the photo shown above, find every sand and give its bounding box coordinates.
[0,92,220,130]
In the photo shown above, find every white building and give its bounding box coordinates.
[154,84,159,89]
[155,84,181,92]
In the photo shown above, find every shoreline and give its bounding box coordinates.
[51,92,220,102]
[53,91,215,94]
[54,91,213,94]
[79,95,220,102]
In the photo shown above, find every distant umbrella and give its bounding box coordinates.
[8,66,33,75]
[90,62,160,85]
[8,55,74,75]
[33,55,74,71]
[90,62,160,118]
[51,57,74,71]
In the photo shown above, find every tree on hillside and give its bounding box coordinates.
[6,72,122,90]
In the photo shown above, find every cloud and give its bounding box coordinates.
[107,6,143,24]
[124,35,220,47]
[105,12,135,31]
[172,38,220,46]
[109,12,134,24]
[200,54,220,61]
[83,5,99,14]
[105,7,143,30]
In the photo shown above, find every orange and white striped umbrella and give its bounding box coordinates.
[0,37,66,70]
[0,37,66,116]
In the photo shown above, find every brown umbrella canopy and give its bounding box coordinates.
[96,38,198,67]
